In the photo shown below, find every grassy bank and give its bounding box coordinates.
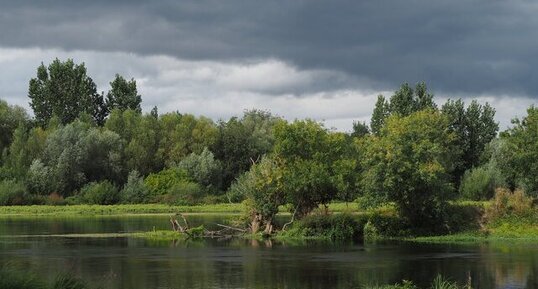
[0,202,358,216]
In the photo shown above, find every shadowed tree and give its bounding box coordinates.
[28,59,107,126]
[106,74,142,113]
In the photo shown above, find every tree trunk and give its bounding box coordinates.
[251,213,262,234]
[263,219,273,235]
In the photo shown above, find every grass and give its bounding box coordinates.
[364,275,471,289]
[407,217,538,243]
[0,202,358,216]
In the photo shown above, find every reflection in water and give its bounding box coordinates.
[1,216,538,289]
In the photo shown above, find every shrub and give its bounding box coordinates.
[0,179,37,205]
[484,188,534,223]
[26,159,56,195]
[120,170,149,204]
[285,214,364,241]
[226,172,253,203]
[177,148,222,189]
[79,181,119,205]
[144,167,190,197]
[160,181,204,205]
[460,164,505,200]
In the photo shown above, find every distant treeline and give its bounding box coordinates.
[1,58,537,232]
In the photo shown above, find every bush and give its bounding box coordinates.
[226,172,253,203]
[79,181,119,205]
[0,179,38,205]
[177,148,222,189]
[160,181,204,205]
[120,170,149,204]
[144,167,190,197]
[460,164,505,200]
[285,214,364,241]
[484,188,534,223]
[26,159,56,195]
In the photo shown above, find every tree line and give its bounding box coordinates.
[1,59,537,232]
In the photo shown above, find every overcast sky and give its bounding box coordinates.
[1,0,537,131]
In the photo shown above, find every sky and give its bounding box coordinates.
[0,0,537,132]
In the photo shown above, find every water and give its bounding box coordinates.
[1,215,538,289]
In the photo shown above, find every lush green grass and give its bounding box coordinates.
[408,217,538,243]
[0,203,245,216]
[0,202,358,216]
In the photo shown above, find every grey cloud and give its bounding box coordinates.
[1,0,538,96]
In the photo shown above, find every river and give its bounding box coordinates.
[1,215,537,289]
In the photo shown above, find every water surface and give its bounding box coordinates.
[1,215,537,289]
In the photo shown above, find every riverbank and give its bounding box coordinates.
[0,202,359,216]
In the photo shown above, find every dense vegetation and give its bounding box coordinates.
[1,58,537,237]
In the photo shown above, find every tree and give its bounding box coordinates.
[243,156,285,234]
[502,106,538,195]
[120,170,149,204]
[106,74,142,113]
[441,99,498,185]
[28,59,107,126]
[370,95,389,135]
[37,121,124,196]
[371,82,437,135]
[177,148,222,190]
[105,109,162,175]
[389,82,436,117]
[273,120,338,217]
[212,110,280,189]
[361,110,457,228]
[0,100,29,161]
[158,113,218,167]
[351,121,369,138]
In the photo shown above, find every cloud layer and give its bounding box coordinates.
[0,1,536,130]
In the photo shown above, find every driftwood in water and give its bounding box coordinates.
[169,213,247,238]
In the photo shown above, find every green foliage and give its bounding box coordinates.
[362,110,457,228]
[158,113,218,166]
[370,95,390,135]
[106,74,142,113]
[177,147,222,190]
[283,213,363,241]
[484,188,534,223]
[28,59,107,126]
[351,121,370,138]
[144,167,190,196]
[26,159,55,195]
[212,110,279,188]
[160,181,204,205]
[273,120,339,217]
[244,156,285,223]
[459,164,505,200]
[226,171,253,203]
[0,100,28,159]
[441,99,498,185]
[105,109,162,175]
[502,106,538,195]
[37,121,125,196]
[79,181,120,205]
[0,179,35,205]
[120,170,149,204]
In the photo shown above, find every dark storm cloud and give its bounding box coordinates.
[1,0,538,96]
